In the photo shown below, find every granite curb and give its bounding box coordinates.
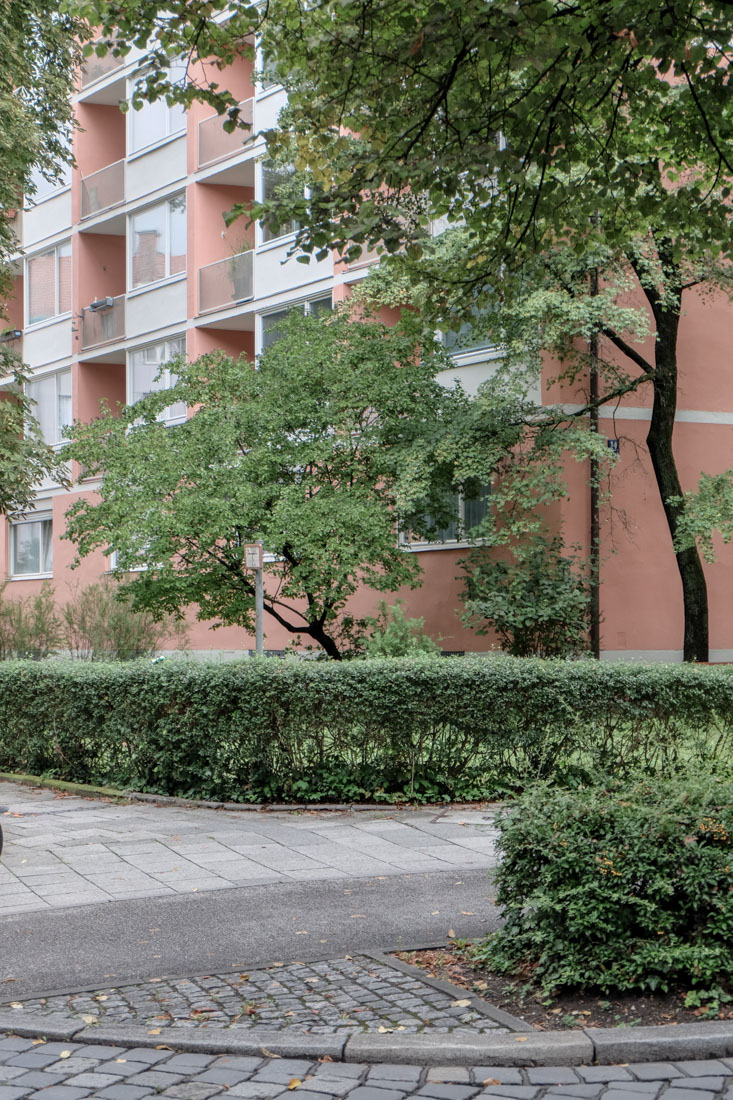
[1,1013,732,1067]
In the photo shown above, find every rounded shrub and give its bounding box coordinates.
[474,775,733,997]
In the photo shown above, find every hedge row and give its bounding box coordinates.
[0,656,731,803]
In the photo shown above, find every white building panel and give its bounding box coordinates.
[126,136,187,203]
[23,318,73,367]
[23,192,72,249]
[255,243,333,302]
[126,278,188,340]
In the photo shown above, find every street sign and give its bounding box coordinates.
[245,544,263,570]
[607,438,620,454]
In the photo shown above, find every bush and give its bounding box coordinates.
[362,600,440,657]
[0,583,62,659]
[61,580,188,660]
[473,776,733,998]
[0,656,731,802]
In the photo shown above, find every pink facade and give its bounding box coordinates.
[3,49,733,660]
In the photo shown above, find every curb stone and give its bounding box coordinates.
[1,1012,733,1067]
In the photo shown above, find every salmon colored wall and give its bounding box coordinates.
[187,327,254,360]
[3,276,23,330]
[75,361,125,422]
[185,56,255,175]
[187,182,254,319]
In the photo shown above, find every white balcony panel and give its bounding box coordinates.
[81,295,125,350]
[126,135,187,203]
[23,318,72,367]
[254,89,287,134]
[126,279,187,340]
[23,191,72,249]
[255,243,332,298]
[81,161,125,219]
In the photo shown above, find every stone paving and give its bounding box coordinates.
[0,783,500,916]
[0,1036,731,1100]
[4,957,508,1036]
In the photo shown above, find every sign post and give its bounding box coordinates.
[244,542,264,656]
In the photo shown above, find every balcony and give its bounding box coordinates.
[81,161,125,220]
[81,295,125,351]
[199,251,254,314]
[198,100,255,169]
[81,46,123,88]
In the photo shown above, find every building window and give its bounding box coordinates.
[26,370,72,447]
[410,483,491,546]
[130,195,186,289]
[129,335,186,423]
[10,513,53,577]
[129,62,187,153]
[261,163,301,243]
[26,242,72,325]
[27,161,72,204]
[260,295,332,351]
[440,303,495,356]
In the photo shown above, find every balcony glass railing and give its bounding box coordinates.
[81,46,123,88]
[81,160,125,220]
[198,251,254,314]
[198,100,255,169]
[81,295,125,350]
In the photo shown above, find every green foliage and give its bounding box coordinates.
[0,657,731,802]
[62,306,456,659]
[362,600,440,658]
[473,776,733,998]
[61,579,188,660]
[0,583,62,660]
[671,473,733,564]
[462,536,591,658]
[0,367,71,517]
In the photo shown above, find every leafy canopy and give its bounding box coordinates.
[62,307,458,658]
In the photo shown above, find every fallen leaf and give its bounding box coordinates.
[460,911,475,916]
[260,1047,281,1058]
[377,1026,393,1033]
[270,962,284,968]
[304,978,319,984]
[95,995,108,1002]
[483,1079,500,1087]
[295,930,308,935]
[447,929,455,938]
[473,981,488,991]
[451,999,471,1008]
[114,1059,126,1063]
[31,1039,46,1046]
[155,1045,173,1051]
[81,1015,96,1024]
[1,978,17,983]
[350,914,365,919]
[431,911,439,915]
[59,1051,72,1059]
[288,1078,301,1089]
[9,1002,22,1008]
[319,1055,333,1063]
[239,974,250,981]
[148,1028,161,1035]
[514,1036,528,1042]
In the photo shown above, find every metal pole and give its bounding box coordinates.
[255,540,264,656]
[589,267,601,659]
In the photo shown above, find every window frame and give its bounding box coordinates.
[257,161,302,245]
[404,484,491,551]
[25,368,72,449]
[25,240,72,327]
[128,194,187,291]
[9,511,53,579]
[127,62,187,156]
[257,294,333,355]
[127,334,187,425]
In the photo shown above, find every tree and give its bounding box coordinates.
[62,308,458,659]
[0,2,84,515]
[65,0,733,659]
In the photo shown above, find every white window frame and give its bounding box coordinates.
[25,368,72,449]
[9,511,53,578]
[128,195,187,291]
[127,62,187,156]
[257,294,333,355]
[404,485,491,551]
[257,161,302,246]
[25,241,72,327]
[127,334,187,425]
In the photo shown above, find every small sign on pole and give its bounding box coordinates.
[244,542,264,655]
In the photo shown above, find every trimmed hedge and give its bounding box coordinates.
[0,656,731,803]
[473,775,733,998]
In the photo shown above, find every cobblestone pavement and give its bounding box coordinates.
[0,783,499,917]
[4,957,508,1036]
[0,1036,731,1100]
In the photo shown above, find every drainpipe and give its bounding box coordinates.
[589,266,600,659]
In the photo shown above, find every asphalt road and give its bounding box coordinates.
[0,868,499,1000]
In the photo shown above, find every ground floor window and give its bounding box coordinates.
[10,512,53,577]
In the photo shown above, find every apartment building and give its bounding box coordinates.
[0,46,507,657]
[3,45,733,660]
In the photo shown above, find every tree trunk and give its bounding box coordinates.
[646,307,709,662]
[304,621,343,660]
